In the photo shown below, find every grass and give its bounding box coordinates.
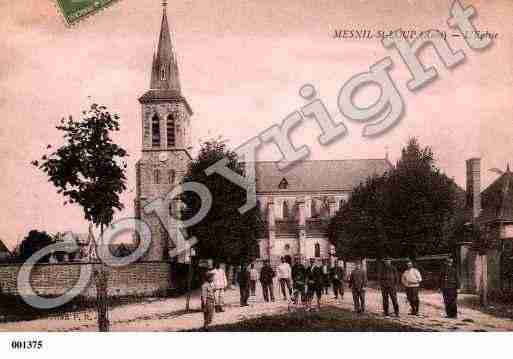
[189,306,428,332]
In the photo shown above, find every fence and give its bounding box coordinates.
[0,261,173,299]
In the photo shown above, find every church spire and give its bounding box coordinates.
[151,1,181,92]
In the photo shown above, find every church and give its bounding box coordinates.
[134,4,392,265]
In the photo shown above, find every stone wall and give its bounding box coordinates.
[0,261,172,298]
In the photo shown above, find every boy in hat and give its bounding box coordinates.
[201,272,216,330]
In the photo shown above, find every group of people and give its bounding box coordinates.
[200,256,461,330]
[253,256,348,310]
[377,258,460,319]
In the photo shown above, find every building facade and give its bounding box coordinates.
[134,5,392,264]
[134,4,193,262]
[460,158,513,297]
[254,160,391,265]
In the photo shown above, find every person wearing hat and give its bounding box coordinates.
[439,257,460,318]
[237,262,251,307]
[349,261,367,313]
[331,260,346,300]
[249,263,259,296]
[379,258,400,317]
[260,260,276,302]
[201,271,216,330]
[401,260,422,315]
[292,256,307,304]
[211,262,228,312]
[306,258,324,310]
[277,256,293,300]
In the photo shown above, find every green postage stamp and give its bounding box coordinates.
[55,0,119,25]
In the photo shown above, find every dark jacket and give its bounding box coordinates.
[260,265,275,284]
[440,265,460,290]
[349,268,367,291]
[306,265,324,288]
[379,264,399,288]
[330,266,346,283]
[292,263,306,283]
[238,268,250,288]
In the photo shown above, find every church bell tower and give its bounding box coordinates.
[135,2,193,261]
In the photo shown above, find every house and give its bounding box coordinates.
[0,237,11,261]
[460,158,513,297]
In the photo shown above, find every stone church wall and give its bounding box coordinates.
[0,261,172,298]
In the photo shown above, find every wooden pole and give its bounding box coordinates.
[185,257,193,312]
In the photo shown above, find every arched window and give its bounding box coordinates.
[154,168,160,184]
[278,178,288,189]
[320,201,329,218]
[167,114,176,147]
[168,169,176,184]
[161,66,167,80]
[311,200,319,218]
[338,199,346,211]
[282,201,289,219]
[314,243,321,258]
[152,114,161,147]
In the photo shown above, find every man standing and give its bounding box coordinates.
[249,263,258,297]
[292,256,307,304]
[260,260,275,302]
[212,262,228,312]
[379,258,400,317]
[237,262,251,307]
[277,256,293,300]
[331,260,346,300]
[349,262,367,313]
[306,258,324,310]
[440,257,460,318]
[322,259,331,295]
[401,261,422,316]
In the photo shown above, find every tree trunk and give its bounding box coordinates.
[96,223,110,332]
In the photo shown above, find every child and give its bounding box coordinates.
[201,272,216,330]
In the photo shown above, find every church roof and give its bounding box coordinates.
[139,3,192,114]
[480,168,513,222]
[138,89,193,114]
[254,159,392,193]
[150,3,181,92]
[0,237,10,254]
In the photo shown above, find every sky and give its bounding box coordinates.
[1,0,512,250]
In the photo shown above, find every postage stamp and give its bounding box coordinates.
[55,0,120,25]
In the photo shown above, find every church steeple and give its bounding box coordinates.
[150,1,181,92]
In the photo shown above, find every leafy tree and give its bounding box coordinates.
[329,138,461,259]
[18,230,55,262]
[181,138,260,265]
[32,103,128,332]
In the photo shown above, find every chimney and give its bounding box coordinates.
[466,158,481,220]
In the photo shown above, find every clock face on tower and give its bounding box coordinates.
[159,152,168,162]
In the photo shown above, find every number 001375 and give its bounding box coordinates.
[11,340,43,350]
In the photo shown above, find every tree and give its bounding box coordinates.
[32,103,128,331]
[181,138,260,265]
[18,230,55,262]
[329,138,461,259]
